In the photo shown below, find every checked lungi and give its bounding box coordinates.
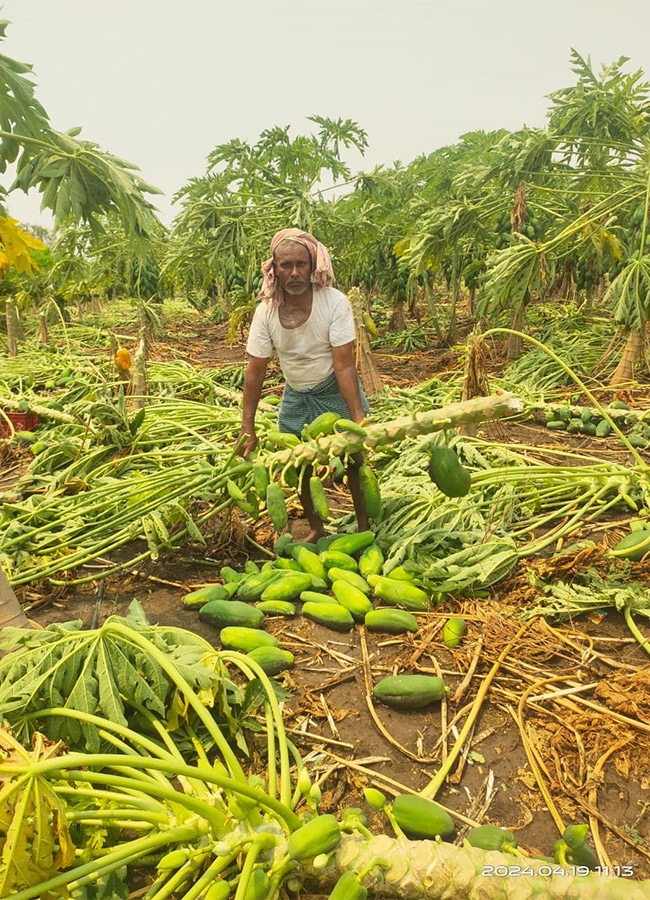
[278,372,370,437]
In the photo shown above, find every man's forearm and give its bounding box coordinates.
[242,360,267,432]
[334,363,365,422]
[242,381,262,431]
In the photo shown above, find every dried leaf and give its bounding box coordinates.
[0,730,75,895]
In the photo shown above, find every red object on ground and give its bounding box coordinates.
[0,410,40,437]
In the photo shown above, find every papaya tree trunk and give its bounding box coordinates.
[610,327,644,385]
[138,301,155,352]
[314,834,650,899]
[468,285,476,317]
[389,296,405,332]
[348,286,383,396]
[130,335,148,411]
[14,308,26,341]
[38,312,49,345]
[507,305,524,359]
[447,252,459,343]
[0,394,75,424]
[266,392,523,469]
[459,334,489,438]
[423,277,444,343]
[6,298,20,357]
[408,286,422,323]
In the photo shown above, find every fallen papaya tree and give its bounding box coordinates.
[0,393,523,587]
[0,614,646,900]
[262,392,524,470]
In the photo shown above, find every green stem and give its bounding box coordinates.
[358,855,391,881]
[0,128,64,150]
[518,485,611,556]
[623,606,650,657]
[6,823,197,900]
[234,840,263,900]
[482,327,647,467]
[56,784,164,810]
[66,808,168,824]
[97,730,176,789]
[168,854,232,900]
[0,752,300,830]
[105,623,246,781]
[219,651,293,809]
[382,804,406,839]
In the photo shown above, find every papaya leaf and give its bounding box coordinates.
[421,537,518,592]
[0,613,221,753]
[0,730,75,896]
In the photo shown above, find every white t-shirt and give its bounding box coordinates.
[246,287,356,391]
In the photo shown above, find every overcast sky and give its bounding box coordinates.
[4,0,650,231]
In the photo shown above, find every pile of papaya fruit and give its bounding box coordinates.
[182,529,466,711]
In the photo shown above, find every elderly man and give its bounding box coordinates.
[239,228,370,541]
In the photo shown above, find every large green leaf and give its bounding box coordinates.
[0,18,162,237]
[0,602,219,752]
[609,254,650,329]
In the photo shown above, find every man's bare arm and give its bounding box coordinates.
[332,341,365,423]
[238,354,270,457]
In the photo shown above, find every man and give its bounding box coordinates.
[238,228,370,542]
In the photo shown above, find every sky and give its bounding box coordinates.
[4,0,650,232]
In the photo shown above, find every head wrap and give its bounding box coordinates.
[259,228,335,307]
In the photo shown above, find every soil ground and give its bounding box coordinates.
[10,313,650,887]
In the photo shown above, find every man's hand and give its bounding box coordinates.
[237,429,258,459]
[238,355,270,460]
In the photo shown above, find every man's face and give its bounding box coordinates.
[274,241,312,296]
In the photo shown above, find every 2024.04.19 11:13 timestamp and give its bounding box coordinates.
[481,864,635,877]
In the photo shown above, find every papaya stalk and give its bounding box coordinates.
[482,328,648,468]
[0,393,76,425]
[264,393,524,470]
[309,833,650,899]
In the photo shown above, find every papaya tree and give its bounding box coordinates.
[0,615,645,900]
[167,117,368,330]
[546,50,650,382]
[389,131,513,344]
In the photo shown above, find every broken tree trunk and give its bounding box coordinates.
[610,327,644,385]
[459,334,490,438]
[356,325,384,396]
[507,306,524,359]
[389,296,405,332]
[129,336,148,411]
[0,394,75,425]
[38,312,49,345]
[348,286,384,396]
[138,301,155,352]
[306,833,650,900]
[265,392,523,469]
